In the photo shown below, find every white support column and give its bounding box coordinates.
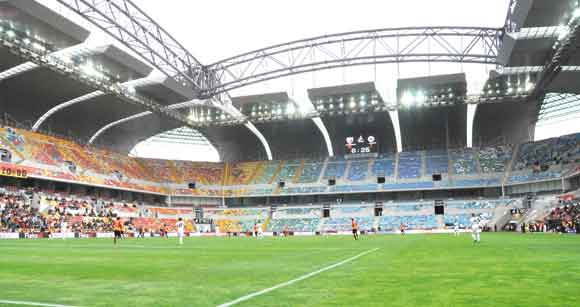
[312,117,334,157]
[389,110,403,153]
[208,97,273,161]
[466,104,478,148]
[244,122,272,161]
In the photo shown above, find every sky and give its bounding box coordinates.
[40,0,580,161]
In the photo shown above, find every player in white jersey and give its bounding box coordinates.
[176,218,185,245]
[256,221,264,239]
[470,213,481,243]
[453,218,460,236]
[60,219,68,240]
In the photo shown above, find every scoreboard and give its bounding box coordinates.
[0,165,28,178]
[345,135,378,155]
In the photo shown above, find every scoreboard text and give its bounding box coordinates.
[0,166,28,178]
[345,135,378,155]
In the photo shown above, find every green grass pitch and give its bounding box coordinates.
[1,233,579,307]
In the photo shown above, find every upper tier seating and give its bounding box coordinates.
[251,162,280,184]
[450,149,477,175]
[323,161,347,179]
[298,162,323,183]
[515,134,580,171]
[398,151,422,179]
[372,158,395,178]
[347,160,370,181]
[478,145,512,173]
[426,150,449,174]
[273,162,301,183]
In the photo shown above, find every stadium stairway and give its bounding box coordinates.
[268,161,285,185]
[436,215,445,229]
[490,199,524,230]
[393,154,400,179]
[502,143,521,186]
[292,160,306,183]
[522,196,556,224]
[318,158,330,183]
[420,151,427,178]
[474,150,483,175]
[343,160,353,183]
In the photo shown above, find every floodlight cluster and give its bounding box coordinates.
[241,101,301,122]
[481,74,537,99]
[187,105,243,126]
[313,93,385,115]
[0,24,191,126]
[399,87,463,108]
[0,21,52,53]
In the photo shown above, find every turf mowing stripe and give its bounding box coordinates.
[0,299,79,307]
[216,247,379,307]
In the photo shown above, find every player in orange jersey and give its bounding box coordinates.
[113,217,123,245]
[399,222,406,235]
[351,218,359,240]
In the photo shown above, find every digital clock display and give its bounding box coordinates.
[345,135,377,155]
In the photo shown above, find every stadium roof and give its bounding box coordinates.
[1,0,579,162]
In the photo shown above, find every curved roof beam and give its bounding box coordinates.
[88,100,204,144]
[31,76,161,131]
[204,27,503,96]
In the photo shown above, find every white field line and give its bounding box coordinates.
[216,247,379,307]
[0,299,79,307]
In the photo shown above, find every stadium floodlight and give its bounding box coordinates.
[360,100,366,107]
[349,101,356,109]
[416,91,426,104]
[329,104,334,109]
[525,82,535,91]
[401,92,414,106]
[339,103,344,109]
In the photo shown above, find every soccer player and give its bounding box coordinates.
[113,217,123,245]
[470,213,481,243]
[399,222,406,235]
[256,220,264,239]
[453,218,460,236]
[351,218,359,240]
[60,219,68,240]
[176,218,185,245]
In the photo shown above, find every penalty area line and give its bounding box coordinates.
[0,299,79,307]
[216,247,379,307]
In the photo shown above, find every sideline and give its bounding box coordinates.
[216,247,379,307]
[0,299,79,307]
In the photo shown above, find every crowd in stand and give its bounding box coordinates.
[0,191,47,232]
[545,200,580,233]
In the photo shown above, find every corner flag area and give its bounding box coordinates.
[1,234,579,307]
